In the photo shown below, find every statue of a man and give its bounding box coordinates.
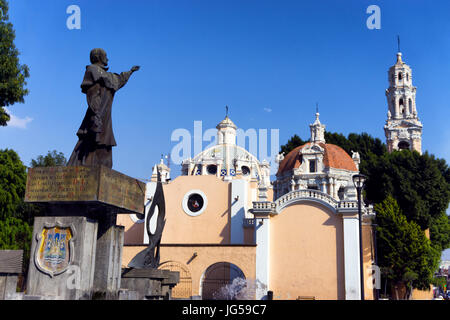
[67,48,140,168]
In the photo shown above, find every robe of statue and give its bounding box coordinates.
[67,64,132,168]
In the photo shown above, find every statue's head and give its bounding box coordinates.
[90,48,108,66]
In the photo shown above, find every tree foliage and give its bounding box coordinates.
[429,212,450,253]
[375,196,441,298]
[363,150,450,231]
[30,150,67,167]
[0,216,32,273]
[0,149,31,275]
[0,148,26,220]
[0,0,30,126]
[324,132,386,162]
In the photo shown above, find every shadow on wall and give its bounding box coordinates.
[216,183,232,244]
[123,217,144,244]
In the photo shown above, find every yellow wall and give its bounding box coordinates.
[117,214,144,244]
[122,244,256,297]
[269,201,345,300]
[162,175,231,244]
[362,223,375,300]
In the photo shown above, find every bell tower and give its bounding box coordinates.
[384,48,423,154]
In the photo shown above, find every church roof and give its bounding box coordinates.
[277,142,358,175]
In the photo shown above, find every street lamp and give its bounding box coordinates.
[353,173,367,301]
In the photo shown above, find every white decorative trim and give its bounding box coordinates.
[343,216,361,300]
[255,218,270,299]
[252,189,362,216]
[182,189,208,217]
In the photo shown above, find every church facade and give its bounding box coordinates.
[119,112,377,300]
[117,49,429,300]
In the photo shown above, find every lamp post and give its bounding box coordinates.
[353,173,367,301]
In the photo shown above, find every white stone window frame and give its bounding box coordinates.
[182,189,208,217]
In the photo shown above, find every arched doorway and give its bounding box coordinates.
[159,261,192,299]
[201,262,245,300]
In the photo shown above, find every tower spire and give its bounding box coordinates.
[310,106,325,144]
[216,111,237,145]
[384,44,422,154]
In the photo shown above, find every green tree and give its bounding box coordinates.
[429,212,450,252]
[0,0,30,126]
[375,196,441,299]
[0,149,32,279]
[0,148,27,220]
[30,150,67,167]
[364,150,450,231]
[325,131,386,163]
[0,216,32,274]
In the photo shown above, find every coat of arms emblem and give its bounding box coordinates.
[35,225,74,277]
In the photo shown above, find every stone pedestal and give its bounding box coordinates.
[24,166,145,300]
[120,268,180,300]
[26,216,98,300]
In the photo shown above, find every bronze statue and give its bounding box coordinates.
[67,48,140,168]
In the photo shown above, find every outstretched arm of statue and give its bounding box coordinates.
[130,65,140,73]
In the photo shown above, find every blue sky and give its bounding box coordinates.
[2,0,450,258]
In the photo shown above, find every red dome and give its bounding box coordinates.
[277,142,358,175]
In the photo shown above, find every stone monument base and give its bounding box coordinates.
[24,166,145,300]
[120,268,180,300]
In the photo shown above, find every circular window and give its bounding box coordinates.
[188,194,204,212]
[241,166,251,176]
[207,165,217,175]
[182,190,208,216]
